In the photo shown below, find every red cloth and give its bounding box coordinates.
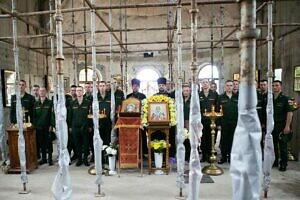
[115,117,141,168]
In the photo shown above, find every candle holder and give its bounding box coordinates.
[202,105,224,176]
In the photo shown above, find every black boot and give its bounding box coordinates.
[39,158,47,165]
[48,155,53,166]
[83,158,90,166]
[76,159,83,167]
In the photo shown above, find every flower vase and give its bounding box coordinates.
[108,155,116,175]
[154,152,164,175]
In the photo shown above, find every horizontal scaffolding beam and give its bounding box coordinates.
[1,23,298,40]
[29,39,241,50]
[62,45,239,56]
[0,1,237,18]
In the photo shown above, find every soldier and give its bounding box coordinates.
[106,81,111,93]
[210,82,218,94]
[198,78,219,162]
[233,80,239,95]
[66,85,77,163]
[10,80,35,124]
[83,82,93,101]
[32,84,40,101]
[33,87,54,165]
[272,80,293,171]
[98,81,112,146]
[257,80,268,152]
[217,80,238,164]
[183,84,191,161]
[68,86,92,167]
[260,79,268,95]
[83,82,95,162]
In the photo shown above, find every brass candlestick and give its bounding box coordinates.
[202,105,224,176]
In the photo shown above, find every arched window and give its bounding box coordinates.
[79,67,102,86]
[198,64,219,93]
[136,69,160,97]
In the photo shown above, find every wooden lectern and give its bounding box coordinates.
[115,117,142,172]
[7,126,38,173]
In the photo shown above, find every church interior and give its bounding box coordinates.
[0,0,299,199]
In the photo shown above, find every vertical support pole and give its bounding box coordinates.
[108,0,113,81]
[11,0,29,194]
[230,0,262,199]
[124,0,128,95]
[119,0,124,90]
[51,0,72,198]
[263,1,275,198]
[175,3,186,199]
[72,0,78,85]
[210,18,214,81]
[190,0,198,83]
[83,0,88,82]
[90,0,104,197]
[219,5,225,94]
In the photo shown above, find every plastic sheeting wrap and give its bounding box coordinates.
[110,84,117,143]
[51,0,72,198]
[263,1,275,193]
[89,0,104,185]
[230,84,262,200]
[12,0,27,184]
[175,87,185,189]
[92,88,103,185]
[0,71,7,162]
[188,84,203,200]
[263,80,275,191]
[51,82,72,200]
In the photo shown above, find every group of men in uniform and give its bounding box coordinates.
[181,78,293,172]
[9,76,293,172]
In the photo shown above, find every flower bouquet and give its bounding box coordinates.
[103,143,118,157]
[150,140,168,153]
[103,143,118,175]
[181,128,189,140]
[288,98,299,111]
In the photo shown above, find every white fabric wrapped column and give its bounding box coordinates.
[89,0,104,193]
[175,3,186,196]
[230,0,262,199]
[188,84,203,200]
[49,0,59,156]
[11,0,28,191]
[51,0,72,199]
[0,71,8,163]
[188,1,203,199]
[263,1,275,198]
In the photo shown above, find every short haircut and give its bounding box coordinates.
[99,81,106,84]
[85,82,91,85]
[33,84,40,88]
[76,85,84,90]
[20,80,26,84]
[260,79,267,83]
[273,80,282,85]
[225,80,233,84]
[70,85,77,88]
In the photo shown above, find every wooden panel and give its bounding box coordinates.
[7,127,38,173]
